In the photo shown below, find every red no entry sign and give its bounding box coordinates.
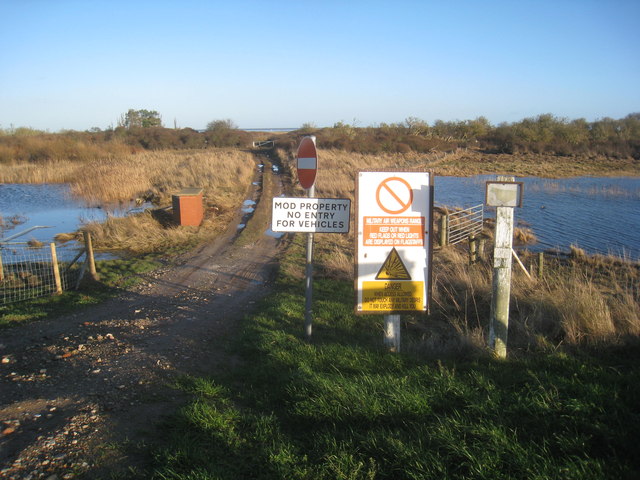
[376,177,413,214]
[296,136,317,190]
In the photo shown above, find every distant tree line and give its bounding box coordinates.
[2,112,639,163]
[284,113,640,158]
[0,112,250,163]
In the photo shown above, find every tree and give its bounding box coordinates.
[204,118,247,147]
[206,119,237,132]
[119,109,163,129]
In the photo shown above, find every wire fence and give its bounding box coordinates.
[1,243,84,305]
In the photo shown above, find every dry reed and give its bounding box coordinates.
[1,148,257,253]
[0,149,256,210]
[311,226,640,352]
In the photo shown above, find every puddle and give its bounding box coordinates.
[242,199,256,214]
[264,227,284,239]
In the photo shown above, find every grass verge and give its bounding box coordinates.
[0,254,162,328]
[149,235,640,480]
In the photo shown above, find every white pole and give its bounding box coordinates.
[384,314,401,352]
[489,176,515,358]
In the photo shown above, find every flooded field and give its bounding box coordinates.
[2,175,639,261]
[0,183,144,259]
[436,175,640,259]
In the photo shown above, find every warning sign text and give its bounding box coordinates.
[363,216,425,246]
[361,281,424,311]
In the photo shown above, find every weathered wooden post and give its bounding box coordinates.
[469,234,478,264]
[485,177,523,358]
[50,243,63,294]
[538,251,545,279]
[83,231,99,281]
[439,214,448,247]
[478,237,486,260]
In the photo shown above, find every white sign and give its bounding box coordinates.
[485,181,523,207]
[356,172,432,313]
[272,197,350,233]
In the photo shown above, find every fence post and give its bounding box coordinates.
[439,214,448,247]
[478,237,486,260]
[83,231,99,281]
[538,252,544,278]
[0,249,4,282]
[50,243,63,295]
[469,234,477,264]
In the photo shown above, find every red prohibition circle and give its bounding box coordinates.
[376,177,413,214]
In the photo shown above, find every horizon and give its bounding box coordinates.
[1,1,639,132]
[3,112,640,135]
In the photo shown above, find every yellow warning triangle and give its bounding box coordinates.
[376,248,411,280]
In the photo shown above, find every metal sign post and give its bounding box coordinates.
[304,184,315,340]
[486,177,523,358]
[297,136,318,341]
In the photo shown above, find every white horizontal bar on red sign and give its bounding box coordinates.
[297,157,317,169]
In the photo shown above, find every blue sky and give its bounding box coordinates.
[1,0,639,131]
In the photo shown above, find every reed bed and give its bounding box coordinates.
[277,146,639,349]
[0,149,256,253]
[0,149,255,209]
[311,229,640,353]
[82,210,231,253]
[277,148,640,195]
[276,147,424,201]
[75,149,255,252]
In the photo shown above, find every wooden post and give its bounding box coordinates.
[469,234,477,264]
[512,248,532,280]
[0,249,4,282]
[384,314,401,352]
[83,231,99,281]
[538,251,545,278]
[439,214,448,247]
[489,176,515,358]
[50,243,63,295]
[478,237,486,259]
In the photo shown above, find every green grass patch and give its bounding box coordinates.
[0,254,162,328]
[150,238,640,479]
[95,254,163,288]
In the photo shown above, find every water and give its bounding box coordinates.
[435,175,640,259]
[0,183,144,259]
[2,178,639,261]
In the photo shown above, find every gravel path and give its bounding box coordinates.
[0,155,284,479]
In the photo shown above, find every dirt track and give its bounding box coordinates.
[0,153,285,479]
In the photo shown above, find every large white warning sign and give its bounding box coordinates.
[356,172,433,314]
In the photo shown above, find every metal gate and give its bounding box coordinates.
[447,204,484,245]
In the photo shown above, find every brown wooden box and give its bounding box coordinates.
[172,188,204,226]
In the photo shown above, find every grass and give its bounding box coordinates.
[0,148,256,207]
[147,235,640,479]
[1,149,257,254]
[0,254,162,328]
[275,148,639,200]
[1,148,258,326]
